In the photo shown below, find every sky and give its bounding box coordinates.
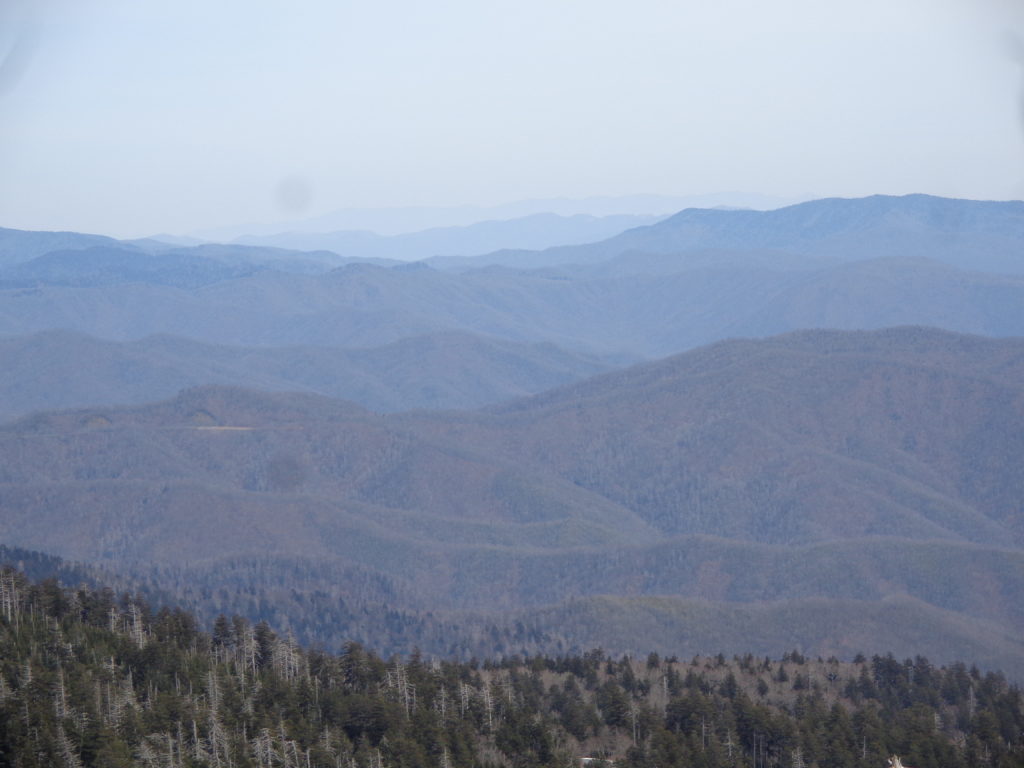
[1,0,1023,239]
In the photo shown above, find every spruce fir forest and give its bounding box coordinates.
[1,567,1022,768]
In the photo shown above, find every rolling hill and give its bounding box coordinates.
[3,197,1023,672]
[0,329,615,422]
[1,327,1022,673]
[2,254,1023,356]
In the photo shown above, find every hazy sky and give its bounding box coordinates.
[1,0,1023,238]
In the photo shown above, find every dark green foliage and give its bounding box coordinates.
[0,568,1022,767]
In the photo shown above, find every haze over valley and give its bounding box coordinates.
[1,195,1023,680]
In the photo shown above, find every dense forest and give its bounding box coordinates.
[1,567,1021,768]
[5,328,1024,675]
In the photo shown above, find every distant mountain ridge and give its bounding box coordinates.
[0,226,121,266]
[475,194,1024,274]
[195,191,790,239]
[4,196,1024,676]
[0,226,376,282]
[234,212,663,262]
[1,327,1022,673]
[2,251,1021,356]
[0,246,267,289]
[0,329,617,422]
[2,195,1022,358]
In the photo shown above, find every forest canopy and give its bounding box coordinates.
[0,567,1021,768]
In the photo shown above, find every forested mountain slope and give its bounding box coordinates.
[1,328,1022,673]
[3,569,1021,768]
[2,255,1022,356]
[0,329,615,422]
[0,226,358,276]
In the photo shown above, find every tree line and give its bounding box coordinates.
[0,567,1021,767]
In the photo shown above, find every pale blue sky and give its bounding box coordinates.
[1,0,1022,238]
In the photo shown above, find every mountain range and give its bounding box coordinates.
[2,251,1022,356]
[233,212,663,261]
[463,194,1024,273]
[193,191,790,240]
[0,329,616,422]
[2,195,1022,362]
[2,193,1023,675]
[1,327,1022,674]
